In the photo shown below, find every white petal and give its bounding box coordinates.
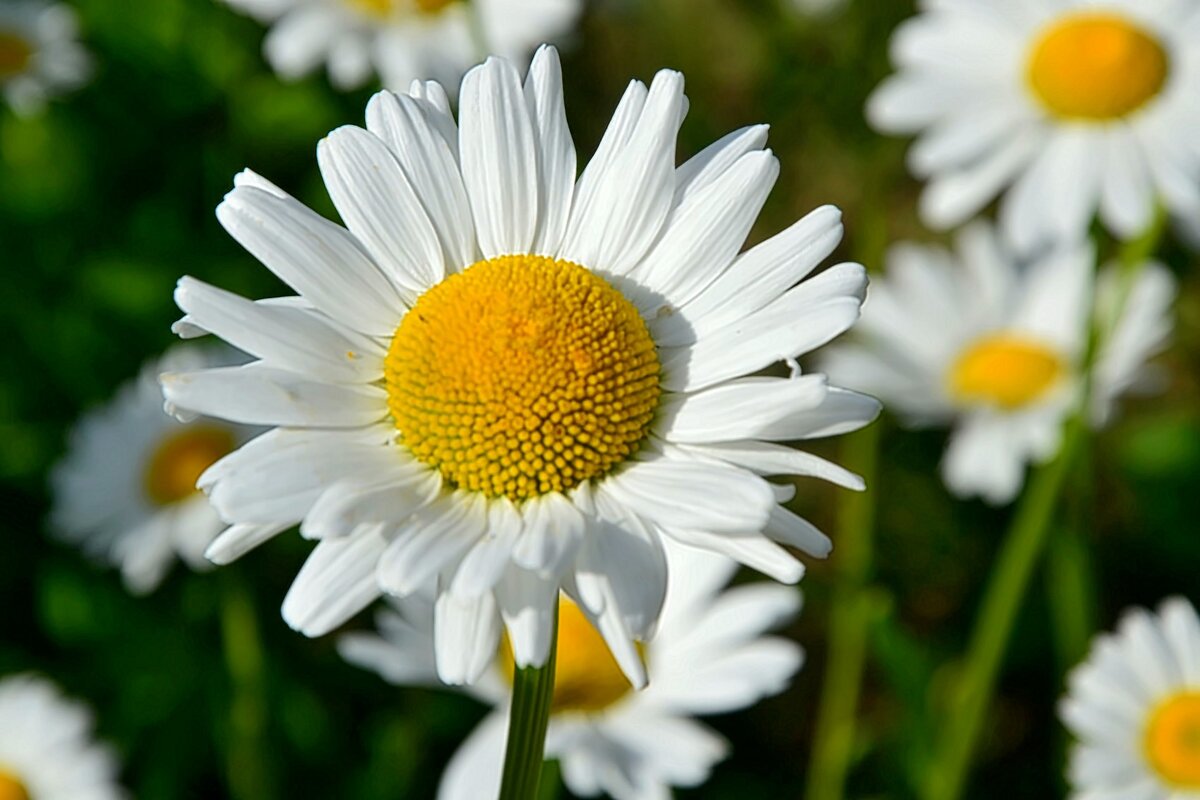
[653,205,844,347]
[299,462,439,539]
[458,56,539,258]
[661,527,805,583]
[281,524,387,636]
[365,90,478,270]
[559,71,685,275]
[450,499,523,597]
[434,588,501,685]
[673,440,864,489]
[662,294,862,393]
[659,375,828,444]
[161,362,387,427]
[205,522,292,565]
[376,492,487,597]
[437,712,506,800]
[317,125,445,296]
[511,491,585,575]
[495,566,559,667]
[604,456,774,533]
[216,185,402,336]
[173,276,384,383]
[524,45,576,256]
[674,124,769,203]
[765,504,832,557]
[634,149,779,309]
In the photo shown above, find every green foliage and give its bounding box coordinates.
[1,0,1197,798]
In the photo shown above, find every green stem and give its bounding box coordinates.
[1044,441,1097,674]
[219,571,276,800]
[498,608,559,800]
[925,412,1087,800]
[805,421,882,800]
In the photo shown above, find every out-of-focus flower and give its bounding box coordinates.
[163,46,877,687]
[868,1,1200,252]
[341,542,804,800]
[821,223,1175,504]
[220,0,581,92]
[0,1,90,116]
[51,345,254,594]
[0,675,125,800]
[1060,597,1200,799]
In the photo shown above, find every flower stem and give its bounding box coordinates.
[498,608,559,800]
[219,571,276,800]
[805,421,882,800]
[925,411,1087,800]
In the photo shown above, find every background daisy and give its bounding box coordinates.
[869,0,1200,251]
[1060,596,1200,799]
[163,47,877,685]
[0,0,90,116]
[50,345,251,594]
[0,674,125,800]
[341,542,805,800]
[220,0,582,92]
[821,223,1175,504]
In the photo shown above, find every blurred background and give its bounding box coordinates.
[1,0,1198,797]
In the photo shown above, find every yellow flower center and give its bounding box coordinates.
[385,255,660,502]
[144,425,236,506]
[948,334,1066,410]
[1027,12,1169,120]
[0,29,33,80]
[499,598,636,714]
[1145,691,1200,788]
[0,768,30,800]
[345,0,454,17]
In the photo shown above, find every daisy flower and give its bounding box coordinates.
[163,46,878,686]
[0,1,90,116]
[0,674,125,800]
[221,0,581,92]
[51,345,253,594]
[1060,596,1200,799]
[340,542,804,800]
[821,223,1175,504]
[869,0,1200,252]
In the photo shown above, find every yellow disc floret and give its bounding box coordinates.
[345,0,453,16]
[144,425,236,506]
[0,30,33,80]
[1028,12,1169,120]
[385,255,660,502]
[948,334,1066,410]
[0,768,30,800]
[1145,691,1200,788]
[498,598,636,714]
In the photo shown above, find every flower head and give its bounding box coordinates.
[341,543,804,800]
[869,0,1200,251]
[0,1,89,116]
[0,675,125,800]
[821,223,1175,504]
[1061,597,1200,798]
[51,345,252,594]
[221,0,581,92]
[165,46,877,686]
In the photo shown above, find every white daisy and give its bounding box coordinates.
[340,542,804,800]
[821,222,1175,504]
[0,674,125,800]
[1060,596,1200,800]
[221,0,581,92]
[869,0,1200,252]
[50,345,254,594]
[0,1,90,116]
[163,46,878,687]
